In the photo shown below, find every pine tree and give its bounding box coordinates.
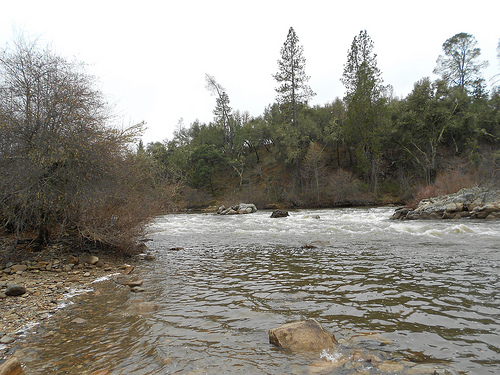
[341,30,387,194]
[273,27,315,127]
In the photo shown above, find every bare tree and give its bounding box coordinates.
[0,35,153,252]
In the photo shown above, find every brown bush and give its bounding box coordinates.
[0,36,159,255]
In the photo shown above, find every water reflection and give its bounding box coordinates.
[11,208,500,374]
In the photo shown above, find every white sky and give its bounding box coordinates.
[1,0,499,144]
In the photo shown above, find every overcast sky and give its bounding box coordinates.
[1,0,499,144]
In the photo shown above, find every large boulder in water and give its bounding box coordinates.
[270,210,289,218]
[269,319,337,352]
[391,187,500,220]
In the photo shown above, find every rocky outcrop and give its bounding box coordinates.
[391,187,500,220]
[270,210,289,218]
[268,319,337,352]
[217,203,257,215]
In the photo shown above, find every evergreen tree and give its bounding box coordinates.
[341,30,387,194]
[273,27,315,127]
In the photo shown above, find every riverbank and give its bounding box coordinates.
[0,238,149,358]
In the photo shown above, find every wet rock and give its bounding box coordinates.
[375,360,405,373]
[217,203,257,215]
[5,284,26,296]
[307,358,347,373]
[130,286,145,293]
[391,187,500,220]
[271,210,289,218]
[121,279,144,287]
[0,356,22,375]
[0,335,15,344]
[169,247,184,251]
[125,301,159,314]
[91,370,110,375]
[71,318,86,324]
[123,265,135,275]
[269,319,337,352]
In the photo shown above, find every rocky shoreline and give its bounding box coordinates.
[0,241,151,362]
[391,187,500,220]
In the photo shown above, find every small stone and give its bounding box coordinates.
[0,293,6,299]
[83,272,91,277]
[130,286,145,293]
[5,284,26,296]
[121,279,144,287]
[0,335,16,344]
[67,255,79,265]
[143,254,155,261]
[63,264,73,272]
[123,265,135,275]
[87,256,99,265]
[71,318,86,324]
[10,264,27,273]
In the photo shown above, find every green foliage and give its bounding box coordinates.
[189,144,226,192]
[341,30,389,194]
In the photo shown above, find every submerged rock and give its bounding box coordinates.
[0,355,22,375]
[269,319,337,352]
[391,187,500,220]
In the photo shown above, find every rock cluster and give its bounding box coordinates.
[217,203,257,215]
[391,187,500,220]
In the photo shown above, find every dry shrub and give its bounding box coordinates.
[406,167,478,208]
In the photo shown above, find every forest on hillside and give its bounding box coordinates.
[142,29,500,211]
[0,29,499,253]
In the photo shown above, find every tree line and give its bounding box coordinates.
[0,29,498,254]
[142,28,500,209]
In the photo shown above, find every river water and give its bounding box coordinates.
[11,207,500,374]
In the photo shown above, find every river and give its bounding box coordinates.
[11,207,500,374]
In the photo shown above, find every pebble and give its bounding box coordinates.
[0,335,15,344]
[5,285,26,296]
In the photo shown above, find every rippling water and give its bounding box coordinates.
[12,207,500,374]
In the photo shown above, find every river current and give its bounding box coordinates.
[11,207,500,374]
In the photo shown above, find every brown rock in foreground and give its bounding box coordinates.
[0,356,23,375]
[269,319,337,352]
